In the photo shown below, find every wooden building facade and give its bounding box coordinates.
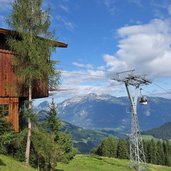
[0,28,67,132]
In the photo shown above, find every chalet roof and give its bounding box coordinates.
[0,27,67,48]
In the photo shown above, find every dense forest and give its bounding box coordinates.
[92,137,171,166]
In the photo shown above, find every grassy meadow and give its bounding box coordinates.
[57,154,171,171]
[0,154,171,171]
[0,154,35,171]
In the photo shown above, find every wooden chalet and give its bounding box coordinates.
[0,27,67,132]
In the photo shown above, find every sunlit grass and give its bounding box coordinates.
[1,154,171,171]
[0,154,36,171]
[57,154,171,171]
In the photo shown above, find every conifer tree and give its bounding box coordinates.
[45,99,76,163]
[148,139,157,164]
[98,137,117,157]
[163,141,171,166]
[156,141,165,165]
[117,139,129,159]
[7,0,58,164]
[46,98,61,141]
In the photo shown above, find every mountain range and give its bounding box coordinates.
[34,93,171,133]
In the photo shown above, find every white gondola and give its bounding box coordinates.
[139,96,147,105]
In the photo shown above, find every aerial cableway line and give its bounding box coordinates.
[112,69,151,171]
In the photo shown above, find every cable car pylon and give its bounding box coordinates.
[112,69,151,170]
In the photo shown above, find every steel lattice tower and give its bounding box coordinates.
[113,70,151,170]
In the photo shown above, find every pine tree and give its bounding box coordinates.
[163,141,171,166]
[95,137,118,158]
[142,140,149,163]
[148,139,157,164]
[31,128,61,171]
[7,0,58,164]
[46,99,61,141]
[45,99,76,163]
[156,141,165,165]
[0,113,14,154]
[117,139,129,159]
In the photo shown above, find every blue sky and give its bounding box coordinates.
[1,0,171,102]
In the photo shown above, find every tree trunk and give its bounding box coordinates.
[25,82,32,164]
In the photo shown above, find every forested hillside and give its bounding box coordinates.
[143,122,171,140]
[92,137,171,166]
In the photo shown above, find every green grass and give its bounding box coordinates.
[141,135,158,140]
[1,154,171,171]
[0,154,36,171]
[57,154,171,171]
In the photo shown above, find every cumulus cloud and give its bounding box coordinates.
[55,64,124,100]
[103,54,127,72]
[105,19,171,77]
[72,62,93,69]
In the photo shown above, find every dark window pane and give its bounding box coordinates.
[0,104,2,111]
[0,104,9,116]
[4,104,9,111]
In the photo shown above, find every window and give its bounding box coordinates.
[0,104,9,116]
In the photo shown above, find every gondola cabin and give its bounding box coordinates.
[139,96,148,105]
[0,28,67,132]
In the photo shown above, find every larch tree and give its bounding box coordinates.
[7,0,58,164]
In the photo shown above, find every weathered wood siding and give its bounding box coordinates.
[0,97,19,132]
[0,49,48,98]
[0,49,18,97]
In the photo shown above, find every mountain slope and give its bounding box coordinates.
[61,121,127,153]
[143,122,171,140]
[35,94,171,132]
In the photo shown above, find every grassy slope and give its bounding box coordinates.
[57,155,171,171]
[0,154,35,171]
[0,154,171,171]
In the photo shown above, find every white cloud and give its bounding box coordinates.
[103,54,127,72]
[72,62,93,69]
[104,19,171,77]
[55,65,124,99]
